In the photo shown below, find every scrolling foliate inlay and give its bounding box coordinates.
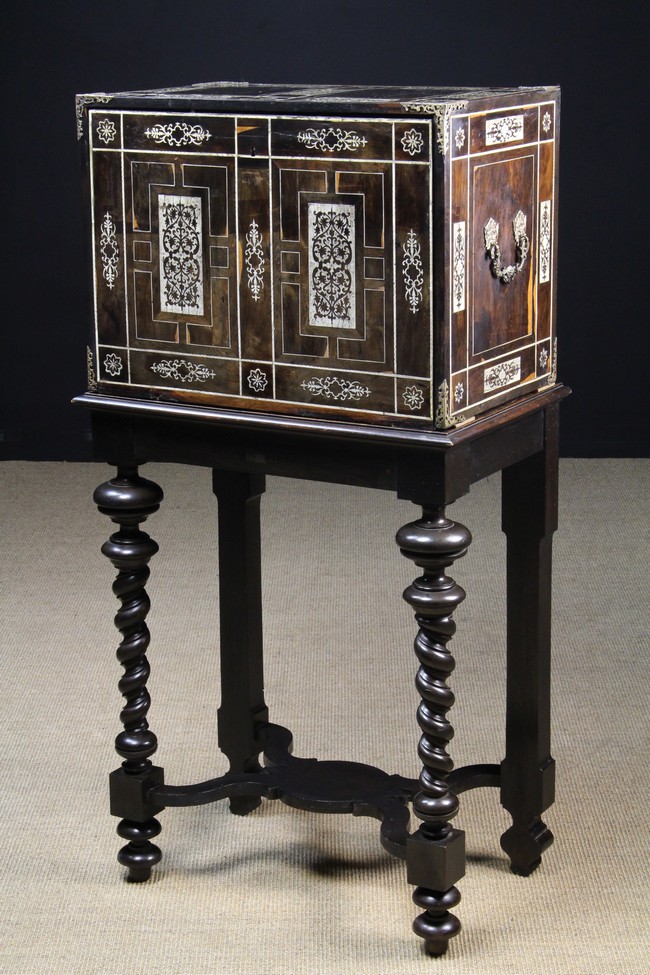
[301,376,371,401]
[485,115,524,145]
[402,231,424,313]
[452,222,466,313]
[145,122,211,147]
[483,357,522,393]
[150,359,215,383]
[244,220,265,302]
[297,127,367,152]
[539,201,551,284]
[99,213,119,290]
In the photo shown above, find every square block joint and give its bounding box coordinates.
[406,827,466,890]
[109,765,165,821]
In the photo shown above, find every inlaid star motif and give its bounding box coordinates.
[247,368,269,392]
[403,385,424,411]
[401,128,424,156]
[96,118,116,144]
[103,352,123,377]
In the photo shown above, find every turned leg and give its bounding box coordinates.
[500,404,559,875]
[396,507,472,957]
[94,467,165,882]
[213,470,269,815]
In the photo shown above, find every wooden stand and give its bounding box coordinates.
[79,383,567,956]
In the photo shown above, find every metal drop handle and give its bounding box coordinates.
[484,210,529,284]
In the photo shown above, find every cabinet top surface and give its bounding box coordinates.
[77,81,558,115]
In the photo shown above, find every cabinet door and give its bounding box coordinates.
[471,151,536,356]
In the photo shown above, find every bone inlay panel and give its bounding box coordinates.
[158,195,204,316]
[308,202,356,329]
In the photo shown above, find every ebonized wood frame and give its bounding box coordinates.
[79,383,568,957]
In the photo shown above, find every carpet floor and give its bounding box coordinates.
[0,459,648,975]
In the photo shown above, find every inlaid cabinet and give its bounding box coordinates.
[78,83,559,428]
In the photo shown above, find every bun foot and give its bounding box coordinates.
[117,817,162,882]
[413,885,461,956]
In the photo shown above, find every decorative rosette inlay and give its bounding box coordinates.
[247,368,268,392]
[401,128,424,156]
[96,118,116,144]
[403,385,425,411]
[103,352,123,377]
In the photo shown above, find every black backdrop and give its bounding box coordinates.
[2,1,647,459]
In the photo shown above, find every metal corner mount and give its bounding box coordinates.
[76,93,113,139]
[400,100,468,155]
[87,347,98,390]
[436,379,466,429]
[550,337,558,385]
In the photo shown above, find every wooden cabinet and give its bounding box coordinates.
[78,83,559,429]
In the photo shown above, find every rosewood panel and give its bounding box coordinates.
[470,152,536,357]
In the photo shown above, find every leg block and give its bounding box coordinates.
[406,827,465,891]
[109,765,165,821]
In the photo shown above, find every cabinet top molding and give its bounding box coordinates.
[76,82,558,120]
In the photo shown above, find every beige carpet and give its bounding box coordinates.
[1,459,648,975]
